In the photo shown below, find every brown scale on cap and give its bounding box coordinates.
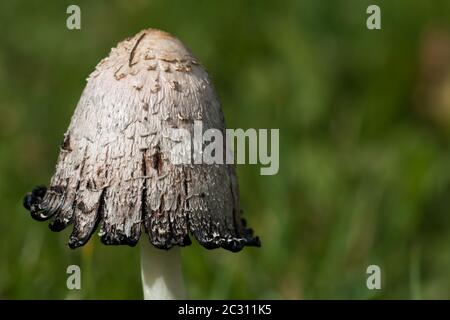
[23,28,260,252]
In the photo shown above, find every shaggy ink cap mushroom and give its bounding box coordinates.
[23,28,261,253]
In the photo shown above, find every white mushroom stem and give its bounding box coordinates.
[140,241,186,300]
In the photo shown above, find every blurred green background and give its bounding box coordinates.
[1,0,450,299]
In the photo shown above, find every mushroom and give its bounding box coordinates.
[23,28,260,299]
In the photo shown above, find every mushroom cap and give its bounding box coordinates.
[24,28,260,252]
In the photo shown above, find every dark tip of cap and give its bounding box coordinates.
[100,232,139,247]
[68,237,82,249]
[183,235,192,246]
[23,193,32,210]
[32,185,47,198]
[49,218,68,232]
[251,236,261,247]
[23,185,47,213]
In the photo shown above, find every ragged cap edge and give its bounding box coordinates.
[23,185,261,252]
